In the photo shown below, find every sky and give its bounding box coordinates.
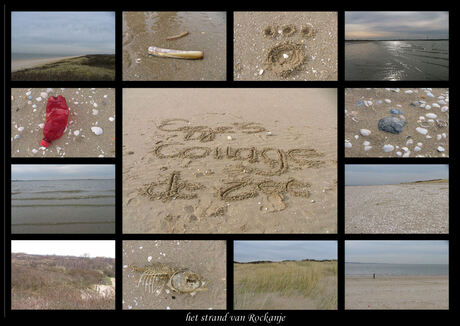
[345,164,448,186]
[12,240,115,258]
[346,241,448,264]
[11,12,115,55]
[345,11,449,40]
[12,164,115,180]
[234,241,337,262]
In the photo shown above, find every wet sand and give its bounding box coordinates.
[11,56,80,72]
[123,12,226,81]
[345,275,449,309]
[11,88,116,157]
[122,88,337,234]
[345,88,449,157]
[122,240,226,310]
[345,183,448,234]
[234,12,337,81]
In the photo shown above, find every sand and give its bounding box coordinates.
[345,88,449,157]
[11,56,81,72]
[345,275,449,309]
[345,183,448,234]
[122,88,337,233]
[122,240,226,310]
[234,12,337,81]
[123,12,226,81]
[11,88,116,157]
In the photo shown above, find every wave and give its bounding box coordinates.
[12,221,115,226]
[12,195,115,201]
[12,204,115,207]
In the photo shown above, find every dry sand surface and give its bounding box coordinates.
[345,88,449,157]
[122,88,337,233]
[11,56,80,72]
[234,12,337,81]
[345,275,449,309]
[123,12,226,81]
[345,183,448,234]
[122,240,226,310]
[11,88,116,157]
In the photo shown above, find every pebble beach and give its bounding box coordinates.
[345,88,449,157]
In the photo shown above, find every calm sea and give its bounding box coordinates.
[345,40,448,81]
[345,263,448,276]
[11,179,115,234]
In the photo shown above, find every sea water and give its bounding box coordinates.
[345,40,448,81]
[11,179,115,234]
[345,262,448,276]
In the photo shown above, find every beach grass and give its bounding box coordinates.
[11,253,115,309]
[11,54,115,81]
[234,260,337,310]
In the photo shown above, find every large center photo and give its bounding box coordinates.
[122,88,337,234]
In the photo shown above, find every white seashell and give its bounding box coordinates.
[93,103,98,108]
[426,135,432,139]
[383,144,394,152]
[32,149,38,154]
[283,53,289,59]
[442,133,447,139]
[354,135,359,140]
[91,126,103,135]
[227,136,233,140]
[384,99,391,104]
[396,151,402,156]
[18,126,24,132]
[40,92,48,98]
[417,142,423,147]
[414,146,421,152]
[426,113,437,119]
[363,141,370,146]
[109,117,115,122]
[406,139,413,146]
[416,127,428,135]
[438,100,446,105]
[36,97,42,102]
[425,105,431,110]
[402,147,409,152]
[26,91,32,96]
[437,146,445,152]
[360,129,371,136]
[441,106,448,112]
[437,134,442,140]
[403,151,411,157]
[266,131,272,136]
[14,134,20,140]
[92,109,99,115]
[364,145,372,151]
[404,90,413,94]
[426,92,435,98]
[259,69,264,75]
[74,130,80,136]
[432,103,440,108]
[345,141,352,149]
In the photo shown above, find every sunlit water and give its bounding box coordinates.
[345,40,448,80]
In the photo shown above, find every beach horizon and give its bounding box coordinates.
[11,55,84,72]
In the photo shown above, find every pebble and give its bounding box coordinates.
[91,126,103,135]
[378,117,406,134]
[360,129,371,136]
[227,136,233,140]
[383,144,394,152]
[390,108,403,115]
[416,127,428,135]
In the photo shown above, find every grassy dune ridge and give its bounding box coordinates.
[11,253,115,310]
[234,260,337,310]
[11,54,115,81]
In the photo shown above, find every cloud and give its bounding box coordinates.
[12,164,115,180]
[345,12,449,40]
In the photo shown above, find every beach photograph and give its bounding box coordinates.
[123,12,226,81]
[11,88,115,158]
[234,12,337,81]
[345,241,449,309]
[122,88,337,234]
[234,241,337,310]
[123,240,226,310]
[345,164,449,234]
[11,165,115,234]
[345,12,449,81]
[11,12,115,81]
[11,240,115,310]
[345,88,449,157]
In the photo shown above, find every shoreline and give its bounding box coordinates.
[11,55,82,72]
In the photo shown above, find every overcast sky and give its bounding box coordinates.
[345,164,448,186]
[12,164,115,180]
[345,11,449,40]
[234,241,337,262]
[346,241,448,264]
[12,240,115,258]
[11,11,115,55]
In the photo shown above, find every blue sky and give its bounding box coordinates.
[346,241,448,264]
[346,12,449,40]
[345,164,448,186]
[11,12,115,55]
[234,241,337,262]
[12,240,115,258]
[12,165,115,180]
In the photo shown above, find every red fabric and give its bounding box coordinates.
[41,95,69,147]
